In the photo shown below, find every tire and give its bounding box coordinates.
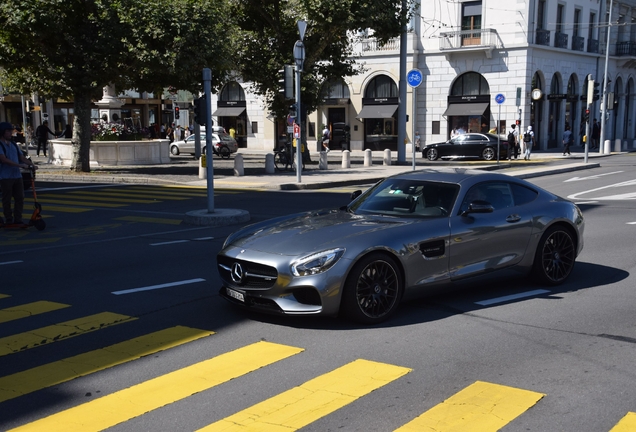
[219,145,231,159]
[33,218,46,231]
[482,146,496,161]
[341,253,403,324]
[426,148,439,161]
[274,152,289,172]
[532,225,576,285]
[170,145,180,156]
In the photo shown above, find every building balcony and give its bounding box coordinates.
[362,37,400,52]
[555,32,569,49]
[616,41,636,56]
[587,39,599,53]
[535,29,550,46]
[438,28,499,58]
[572,36,585,52]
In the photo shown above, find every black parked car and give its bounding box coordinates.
[423,133,509,161]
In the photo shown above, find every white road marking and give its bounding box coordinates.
[112,278,206,295]
[564,171,623,182]
[194,237,215,241]
[0,261,23,266]
[568,179,636,201]
[475,289,551,306]
[627,222,636,225]
[150,240,190,246]
[573,201,598,205]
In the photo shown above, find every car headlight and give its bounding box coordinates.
[291,248,345,277]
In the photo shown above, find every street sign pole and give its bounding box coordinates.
[294,21,306,183]
[495,93,506,164]
[203,68,214,212]
[407,69,423,171]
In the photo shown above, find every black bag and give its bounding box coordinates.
[507,131,516,144]
[523,132,532,143]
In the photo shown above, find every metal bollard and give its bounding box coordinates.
[319,151,328,170]
[364,149,372,167]
[265,153,275,174]
[383,149,391,166]
[342,150,350,168]
[234,153,244,176]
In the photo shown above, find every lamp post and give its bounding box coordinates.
[600,0,613,155]
[294,20,307,183]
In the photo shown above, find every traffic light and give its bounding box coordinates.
[174,105,180,120]
[593,81,600,101]
[193,96,207,126]
[585,109,590,122]
[289,103,297,118]
[278,65,294,99]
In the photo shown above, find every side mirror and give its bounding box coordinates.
[350,190,362,201]
[461,200,494,216]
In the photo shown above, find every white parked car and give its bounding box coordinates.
[170,132,238,159]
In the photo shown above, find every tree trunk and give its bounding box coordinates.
[71,91,92,172]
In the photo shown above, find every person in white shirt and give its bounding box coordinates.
[521,126,535,160]
[321,125,330,152]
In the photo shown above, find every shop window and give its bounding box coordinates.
[309,122,316,138]
[365,75,398,98]
[220,81,245,101]
[432,121,440,134]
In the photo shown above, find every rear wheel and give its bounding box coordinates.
[532,225,576,285]
[219,145,231,159]
[482,146,496,161]
[426,148,439,161]
[341,253,402,324]
[274,151,289,172]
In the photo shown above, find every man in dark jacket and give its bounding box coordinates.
[35,120,55,156]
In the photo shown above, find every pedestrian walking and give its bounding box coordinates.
[562,125,573,156]
[321,125,330,152]
[522,126,535,160]
[591,119,600,149]
[35,120,55,157]
[0,122,38,226]
[507,124,519,160]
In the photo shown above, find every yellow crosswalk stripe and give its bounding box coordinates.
[394,381,545,432]
[114,216,183,225]
[37,205,92,213]
[8,341,304,432]
[0,294,10,299]
[0,238,61,246]
[126,186,208,196]
[89,190,190,200]
[0,326,214,403]
[34,198,126,208]
[610,412,636,432]
[198,359,412,432]
[58,192,158,204]
[0,312,135,357]
[0,301,70,324]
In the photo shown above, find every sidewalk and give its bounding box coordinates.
[30,146,620,190]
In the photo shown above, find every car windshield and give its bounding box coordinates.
[349,178,459,218]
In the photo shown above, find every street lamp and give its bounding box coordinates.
[293,20,306,183]
[600,0,613,155]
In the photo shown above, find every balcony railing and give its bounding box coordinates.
[535,29,550,46]
[587,39,599,53]
[572,36,584,52]
[362,37,400,52]
[438,28,498,51]
[555,32,569,48]
[616,41,636,56]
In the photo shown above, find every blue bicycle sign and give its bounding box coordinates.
[407,69,423,88]
[495,93,506,104]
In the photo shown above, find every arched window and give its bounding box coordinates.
[220,81,245,101]
[320,79,351,99]
[451,72,489,96]
[365,75,398,98]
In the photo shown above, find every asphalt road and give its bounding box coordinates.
[1,155,635,431]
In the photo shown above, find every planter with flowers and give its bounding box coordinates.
[49,122,170,166]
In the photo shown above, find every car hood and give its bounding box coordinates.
[228,209,408,255]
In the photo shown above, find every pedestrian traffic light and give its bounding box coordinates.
[278,65,294,99]
[585,109,590,122]
[593,81,600,101]
[174,105,180,120]
[289,103,297,117]
[193,96,207,126]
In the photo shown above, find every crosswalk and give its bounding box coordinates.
[1,292,634,431]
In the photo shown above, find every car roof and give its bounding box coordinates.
[390,168,521,186]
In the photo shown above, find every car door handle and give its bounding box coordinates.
[506,214,521,223]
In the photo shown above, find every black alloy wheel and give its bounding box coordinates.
[342,253,402,324]
[532,226,576,285]
[482,146,496,161]
[219,145,231,159]
[426,148,439,161]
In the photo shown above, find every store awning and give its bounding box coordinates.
[212,107,245,117]
[356,105,399,119]
[442,102,489,117]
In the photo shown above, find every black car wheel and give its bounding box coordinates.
[481,147,496,161]
[219,145,231,159]
[532,225,576,285]
[170,145,180,156]
[342,253,402,324]
[426,148,439,161]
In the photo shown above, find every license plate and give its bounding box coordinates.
[226,287,245,302]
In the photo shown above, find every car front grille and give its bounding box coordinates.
[217,255,278,289]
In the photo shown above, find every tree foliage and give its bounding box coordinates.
[230,0,412,118]
[0,0,234,171]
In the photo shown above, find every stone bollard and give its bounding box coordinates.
[603,139,611,154]
[319,151,329,170]
[383,149,391,166]
[632,139,636,150]
[234,153,244,176]
[364,149,372,167]
[199,155,207,179]
[265,153,275,174]
[342,150,351,168]
[614,139,622,153]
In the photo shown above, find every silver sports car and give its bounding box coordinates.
[217,168,584,324]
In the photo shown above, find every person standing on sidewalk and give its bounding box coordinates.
[0,122,37,226]
[562,125,573,156]
[321,125,330,152]
[521,126,535,160]
[591,119,600,149]
[507,124,519,160]
[35,120,55,157]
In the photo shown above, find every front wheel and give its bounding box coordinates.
[341,253,403,324]
[274,151,289,172]
[482,146,496,161]
[170,145,180,156]
[426,148,439,161]
[532,225,576,285]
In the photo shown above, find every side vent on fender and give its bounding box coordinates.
[420,240,445,258]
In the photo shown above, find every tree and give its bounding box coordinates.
[230,0,413,118]
[0,0,234,172]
